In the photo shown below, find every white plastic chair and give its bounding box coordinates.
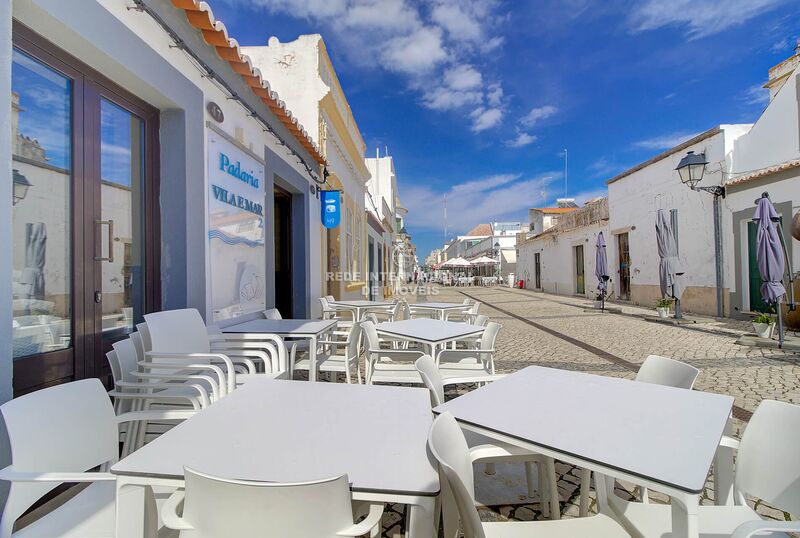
[437,322,503,386]
[602,399,800,538]
[0,379,192,538]
[415,356,560,519]
[361,320,425,385]
[635,354,699,389]
[263,308,282,320]
[319,297,353,323]
[293,322,363,383]
[429,412,630,538]
[444,301,481,323]
[161,468,383,537]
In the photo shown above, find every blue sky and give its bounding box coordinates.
[212,0,799,259]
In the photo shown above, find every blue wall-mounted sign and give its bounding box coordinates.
[321,190,341,228]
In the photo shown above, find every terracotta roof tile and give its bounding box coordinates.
[171,0,326,166]
[725,159,800,187]
[466,223,492,236]
[531,207,578,214]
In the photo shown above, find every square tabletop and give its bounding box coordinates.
[411,302,470,310]
[112,379,439,497]
[221,318,336,336]
[434,366,734,494]
[376,319,484,344]
[331,300,393,308]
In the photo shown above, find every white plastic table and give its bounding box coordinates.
[434,366,734,538]
[409,302,470,320]
[376,319,485,358]
[113,379,439,538]
[330,299,394,322]
[221,319,336,381]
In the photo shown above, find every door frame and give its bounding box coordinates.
[617,232,631,301]
[574,244,585,295]
[11,22,160,395]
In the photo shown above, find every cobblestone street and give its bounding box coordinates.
[380,284,800,536]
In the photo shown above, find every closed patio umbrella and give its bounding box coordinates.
[753,193,788,346]
[595,232,609,311]
[656,209,685,318]
[23,222,47,302]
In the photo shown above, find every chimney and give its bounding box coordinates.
[764,38,800,101]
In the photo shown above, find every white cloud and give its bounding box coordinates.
[587,157,627,178]
[742,83,769,106]
[232,0,507,134]
[470,107,503,132]
[505,132,537,148]
[520,105,558,128]
[403,172,557,232]
[633,131,702,151]
[628,0,787,40]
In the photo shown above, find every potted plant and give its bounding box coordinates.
[752,312,775,339]
[655,298,673,318]
[593,291,603,309]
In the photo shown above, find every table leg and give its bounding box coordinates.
[714,417,735,506]
[406,496,436,538]
[672,493,700,538]
[309,335,318,382]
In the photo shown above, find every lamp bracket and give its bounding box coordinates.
[692,185,726,198]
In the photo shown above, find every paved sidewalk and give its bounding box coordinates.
[380,284,799,535]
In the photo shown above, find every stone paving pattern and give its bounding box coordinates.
[378,284,799,537]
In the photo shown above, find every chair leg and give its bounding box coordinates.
[545,457,560,520]
[537,460,550,518]
[579,467,591,517]
[524,461,537,499]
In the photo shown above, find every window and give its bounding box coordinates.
[345,206,354,278]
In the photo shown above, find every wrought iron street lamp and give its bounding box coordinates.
[12,169,31,206]
[675,151,725,317]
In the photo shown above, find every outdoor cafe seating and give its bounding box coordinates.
[2,297,799,538]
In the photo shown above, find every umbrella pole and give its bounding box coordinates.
[673,284,683,319]
[776,299,784,348]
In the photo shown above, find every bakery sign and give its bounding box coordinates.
[207,133,266,320]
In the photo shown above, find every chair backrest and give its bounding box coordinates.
[473,315,489,327]
[144,309,211,354]
[462,299,472,305]
[735,400,800,515]
[319,297,331,311]
[177,468,358,537]
[0,379,118,538]
[415,355,444,406]
[479,322,501,350]
[136,321,152,352]
[130,331,146,361]
[363,312,379,325]
[346,322,362,360]
[325,295,335,302]
[428,413,485,538]
[470,302,481,315]
[360,320,380,351]
[110,337,142,384]
[635,355,699,389]
[264,308,282,320]
[107,350,123,385]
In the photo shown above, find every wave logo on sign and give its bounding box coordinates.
[321,190,340,228]
[220,152,259,188]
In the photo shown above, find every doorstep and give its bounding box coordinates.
[735,334,800,351]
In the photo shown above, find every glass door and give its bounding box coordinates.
[10,46,81,393]
[618,233,631,301]
[11,23,160,394]
[96,97,146,354]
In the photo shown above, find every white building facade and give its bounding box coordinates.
[2,0,327,398]
[244,35,371,302]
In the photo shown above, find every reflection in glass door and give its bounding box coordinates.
[575,245,585,294]
[10,48,74,372]
[99,98,145,348]
[11,23,160,395]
